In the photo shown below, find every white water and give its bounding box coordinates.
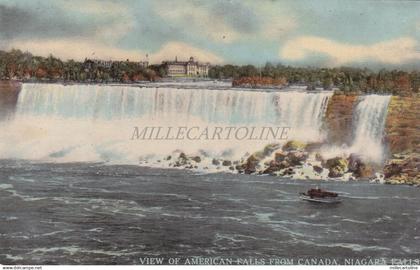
[0,83,332,165]
[351,95,391,162]
[321,95,391,163]
[15,83,331,129]
[0,83,391,168]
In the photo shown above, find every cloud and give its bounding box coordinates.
[153,0,296,43]
[59,0,129,15]
[280,36,420,65]
[0,4,89,40]
[7,38,223,64]
[153,1,241,43]
[58,0,135,42]
[0,2,134,44]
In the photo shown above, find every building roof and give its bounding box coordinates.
[162,56,210,66]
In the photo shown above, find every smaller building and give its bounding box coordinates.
[84,58,149,69]
[162,57,210,77]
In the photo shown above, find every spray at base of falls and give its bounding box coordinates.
[320,95,391,164]
[0,83,392,180]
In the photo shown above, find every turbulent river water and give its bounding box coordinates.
[0,161,419,264]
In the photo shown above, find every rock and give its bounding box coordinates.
[385,96,420,155]
[179,152,187,160]
[191,156,201,163]
[263,160,283,175]
[348,154,362,172]
[165,155,172,160]
[282,140,307,151]
[313,165,323,174]
[284,168,294,175]
[212,159,220,166]
[315,153,324,163]
[286,151,308,166]
[280,160,290,168]
[274,151,287,163]
[263,143,281,156]
[243,154,262,174]
[383,155,419,185]
[235,164,244,173]
[348,154,375,178]
[383,162,403,178]
[355,164,375,178]
[325,94,358,145]
[305,142,324,152]
[222,160,232,166]
[325,157,348,178]
[229,166,234,171]
[178,152,188,165]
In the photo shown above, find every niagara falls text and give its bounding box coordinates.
[130,126,291,140]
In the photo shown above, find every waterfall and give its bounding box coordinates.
[16,83,331,128]
[1,83,394,167]
[350,95,391,162]
[320,94,391,163]
[0,83,333,163]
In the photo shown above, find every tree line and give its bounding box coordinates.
[209,63,420,96]
[0,49,164,83]
[1,49,419,96]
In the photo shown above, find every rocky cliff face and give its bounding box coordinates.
[383,95,420,185]
[385,95,420,155]
[0,80,21,120]
[324,94,357,145]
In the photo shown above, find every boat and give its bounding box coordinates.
[300,187,342,204]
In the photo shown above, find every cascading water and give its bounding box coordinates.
[16,83,331,128]
[350,95,391,162]
[321,94,391,164]
[2,83,334,165]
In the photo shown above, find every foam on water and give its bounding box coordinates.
[1,83,332,164]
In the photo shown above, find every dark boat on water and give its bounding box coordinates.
[300,187,342,204]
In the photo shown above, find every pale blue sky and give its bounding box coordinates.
[1,0,420,68]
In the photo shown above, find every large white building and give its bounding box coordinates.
[162,57,210,77]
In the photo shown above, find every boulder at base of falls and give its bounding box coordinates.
[191,156,201,163]
[241,149,272,174]
[243,153,263,174]
[262,160,290,175]
[383,155,420,185]
[241,144,280,174]
[286,151,308,166]
[274,151,287,162]
[212,158,220,166]
[263,143,281,156]
[173,152,189,166]
[325,157,349,178]
[222,160,232,166]
[313,165,324,174]
[282,140,307,151]
[348,154,375,178]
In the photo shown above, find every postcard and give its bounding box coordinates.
[0,0,419,268]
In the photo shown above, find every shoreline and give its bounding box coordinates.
[0,157,417,187]
[1,154,417,187]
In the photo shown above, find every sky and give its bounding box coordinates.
[1,0,420,69]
